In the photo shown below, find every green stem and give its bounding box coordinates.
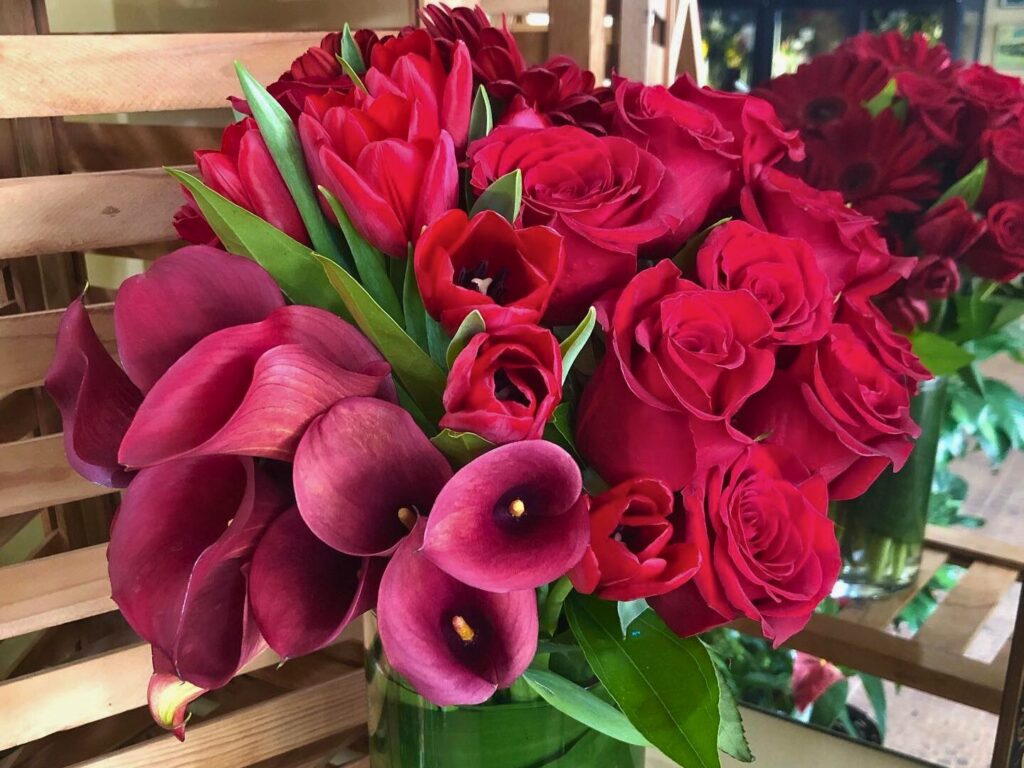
[927,298,949,334]
[540,576,574,637]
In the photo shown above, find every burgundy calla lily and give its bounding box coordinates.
[249,506,383,659]
[422,441,589,592]
[118,306,395,468]
[377,520,538,706]
[294,396,452,556]
[108,455,287,689]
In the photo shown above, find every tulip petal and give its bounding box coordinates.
[249,506,383,658]
[442,42,473,149]
[114,246,285,392]
[377,520,538,706]
[295,397,452,556]
[422,441,589,592]
[118,306,394,468]
[415,130,459,237]
[45,297,142,488]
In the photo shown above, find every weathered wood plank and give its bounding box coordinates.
[926,524,1024,572]
[0,434,112,518]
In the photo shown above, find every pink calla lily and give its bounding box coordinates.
[422,441,590,592]
[377,520,538,706]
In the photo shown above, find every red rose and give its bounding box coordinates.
[742,167,912,300]
[966,200,1024,281]
[414,210,564,334]
[441,324,562,444]
[839,299,931,389]
[174,118,308,247]
[468,125,682,323]
[650,444,839,646]
[576,260,773,489]
[696,221,833,344]
[738,318,923,500]
[956,64,1024,128]
[569,478,700,601]
[877,293,930,333]
[980,126,1024,209]
[906,255,961,300]
[897,71,965,148]
[914,197,986,260]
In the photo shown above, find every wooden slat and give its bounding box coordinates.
[0,32,329,119]
[0,543,113,641]
[0,434,112,518]
[71,668,365,768]
[916,561,1020,655]
[0,302,113,395]
[60,122,224,173]
[926,523,1024,571]
[0,389,39,441]
[0,167,186,260]
[838,548,948,629]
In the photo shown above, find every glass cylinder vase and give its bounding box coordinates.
[830,376,948,600]
[365,632,645,768]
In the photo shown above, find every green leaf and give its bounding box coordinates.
[470,169,522,223]
[521,668,651,748]
[809,679,849,731]
[858,673,887,740]
[931,159,988,211]
[863,78,898,117]
[712,662,753,762]
[673,217,731,275]
[316,254,446,423]
[319,187,403,323]
[425,315,451,369]
[340,22,366,76]
[469,85,493,144]
[550,402,577,451]
[617,600,649,637]
[447,310,486,368]
[234,62,349,270]
[430,428,494,466]
[402,259,430,350]
[166,168,346,315]
[336,54,368,93]
[559,307,597,384]
[566,593,722,768]
[910,331,975,376]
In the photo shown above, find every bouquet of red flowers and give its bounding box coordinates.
[46,7,924,765]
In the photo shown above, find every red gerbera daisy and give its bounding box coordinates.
[790,106,940,219]
[754,52,892,134]
[840,30,956,83]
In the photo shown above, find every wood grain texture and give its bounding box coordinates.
[926,523,1024,571]
[60,122,225,173]
[838,548,948,630]
[0,543,113,641]
[70,669,366,768]
[0,433,113,518]
[0,167,187,260]
[0,302,114,395]
[0,32,330,118]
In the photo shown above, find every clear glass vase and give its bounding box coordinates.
[365,631,645,768]
[830,376,948,600]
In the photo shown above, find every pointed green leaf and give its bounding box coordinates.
[863,78,898,117]
[336,54,368,93]
[858,673,887,740]
[340,22,366,76]
[711,662,753,762]
[521,668,651,748]
[166,168,346,315]
[566,593,722,768]
[470,169,522,223]
[446,310,486,368]
[319,186,403,323]
[233,62,350,270]
[932,159,988,212]
[617,600,649,637]
[559,307,597,383]
[673,217,731,275]
[910,331,975,376]
[469,85,494,144]
[316,254,446,423]
[430,428,494,466]
[549,402,577,451]
[426,315,451,368]
[402,259,430,350]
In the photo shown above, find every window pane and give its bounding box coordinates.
[774,9,848,76]
[866,8,944,41]
[700,7,757,91]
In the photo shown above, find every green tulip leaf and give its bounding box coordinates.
[469,85,494,144]
[521,668,651,748]
[340,22,366,76]
[446,310,486,368]
[234,61,350,270]
[560,306,597,383]
[617,600,650,638]
[402,257,430,350]
[430,428,494,466]
[470,169,522,223]
[336,54,368,93]
[566,593,722,768]
[166,168,346,316]
[932,159,988,212]
[425,315,452,369]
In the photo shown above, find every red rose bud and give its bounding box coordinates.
[877,292,930,333]
[792,653,845,712]
[980,127,1024,208]
[906,255,961,300]
[423,441,589,592]
[469,125,683,324]
[696,220,833,344]
[570,478,700,601]
[966,199,1024,281]
[108,456,288,689]
[378,520,538,706]
[174,118,309,247]
[914,197,986,261]
[441,324,562,444]
[414,209,564,334]
[650,445,840,646]
[294,397,452,557]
